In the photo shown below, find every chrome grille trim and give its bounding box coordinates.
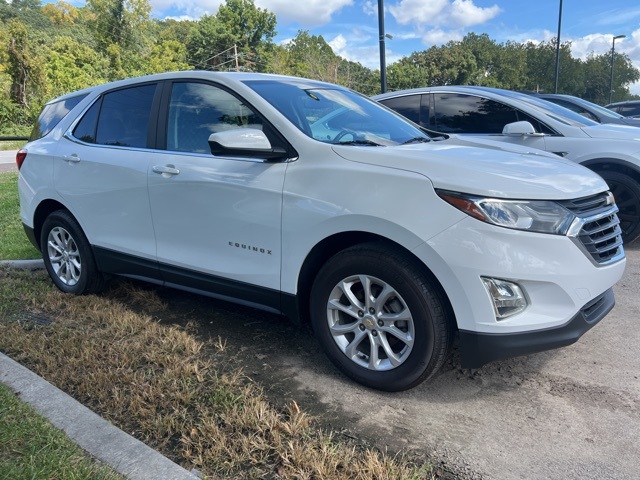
[560,192,624,266]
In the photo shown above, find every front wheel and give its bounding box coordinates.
[310,243,454,391]
[40,210,106,295]
[599,170,640,244]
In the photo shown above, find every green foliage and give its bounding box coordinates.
[0,0,639,136]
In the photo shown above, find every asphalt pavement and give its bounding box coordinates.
[0,150,17,172]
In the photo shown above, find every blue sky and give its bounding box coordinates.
[96,0,640,94]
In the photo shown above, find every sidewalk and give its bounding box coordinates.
[0,260,200,480]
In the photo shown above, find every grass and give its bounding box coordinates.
[0,382,123,480]
[0,267,438,479]
[0,172,41,260]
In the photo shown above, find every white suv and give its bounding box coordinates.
[18,72,626,391]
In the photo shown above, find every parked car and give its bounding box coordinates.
[18,72,625,391]
[374,86,640,243]
[605,100,640,117]
[528,93,640,127]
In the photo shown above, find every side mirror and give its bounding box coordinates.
[208,129,287,161]
[502,121,537,136]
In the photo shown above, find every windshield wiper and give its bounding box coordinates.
[334,139,383,146]
[401,136,431,145]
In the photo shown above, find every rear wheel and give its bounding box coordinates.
[599,170,640,244]
[40,210,106,294]
[310,243,454,391]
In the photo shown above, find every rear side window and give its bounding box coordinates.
[73,84,156,148]
[30,94,87,141]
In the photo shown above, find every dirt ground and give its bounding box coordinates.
[139,241,640,480]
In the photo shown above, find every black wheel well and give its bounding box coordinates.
[295,232,455,329]
[32,200,70,249]
[584,160,640,186]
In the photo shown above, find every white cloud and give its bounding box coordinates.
[422,28,462,45]
[150,0,353,26]
[389,0,501,28]
[255,0,353,26]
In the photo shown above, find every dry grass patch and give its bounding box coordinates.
[0,267,436,479]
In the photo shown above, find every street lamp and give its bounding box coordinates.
[609,34,627,105]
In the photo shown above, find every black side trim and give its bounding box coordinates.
[92,246,287,316]
[94,246,162,281]
[23,223,39,250]
[458,288,615,369]
[160,261,281,313]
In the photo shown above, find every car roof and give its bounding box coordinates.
[45,70,345,105]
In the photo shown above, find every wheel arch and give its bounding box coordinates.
[31,199,74,250]
[293,231,456,330]
[581,158,640,183]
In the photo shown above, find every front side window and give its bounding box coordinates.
[31,94,87,141]
[166,82,263,154]
[433,93,519,134]
[73,84,156,148]
[379,94,423,126]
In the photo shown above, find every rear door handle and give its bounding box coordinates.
[62,154,81,163]
[152,165,180,176]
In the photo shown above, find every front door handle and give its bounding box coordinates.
[152,165,180,176]
[62,154,81,163]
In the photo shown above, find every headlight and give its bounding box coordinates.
[437,190,575,235]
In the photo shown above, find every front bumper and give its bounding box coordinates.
[458,287,615,369]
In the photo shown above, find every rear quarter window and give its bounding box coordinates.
[30,94,87,141]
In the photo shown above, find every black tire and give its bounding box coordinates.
[599,170,640,244]
[40,210,107,295]
[310,242,454,391]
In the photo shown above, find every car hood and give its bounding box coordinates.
[620,117,640,128]
[581,123,640,140]
[332,139,607,200]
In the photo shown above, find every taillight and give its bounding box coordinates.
[16,148,27,170]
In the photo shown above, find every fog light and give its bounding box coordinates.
[482,277,527,320]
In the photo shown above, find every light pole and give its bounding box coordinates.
[378,0,387,93]
[554,0,563,93]
[609,34,626,105]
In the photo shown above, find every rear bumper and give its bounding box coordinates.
[458,288,615,369]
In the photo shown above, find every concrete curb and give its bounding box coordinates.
[0,259,44,269]
[0,353,199,480]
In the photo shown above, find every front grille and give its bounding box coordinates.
[559,192,623,264]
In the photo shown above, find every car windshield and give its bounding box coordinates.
[494,89,599,127]
[244,80,429,146]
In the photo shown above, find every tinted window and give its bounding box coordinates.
[30,94,87,141]
[548,99,598,121]
[380,95,423,125]
[620,104,640,116]
[91,84,156,147]
[433,93,519,134]
[72,100,100,143]
[166,82,263,154]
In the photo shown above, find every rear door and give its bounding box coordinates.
[54,82,160,273]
